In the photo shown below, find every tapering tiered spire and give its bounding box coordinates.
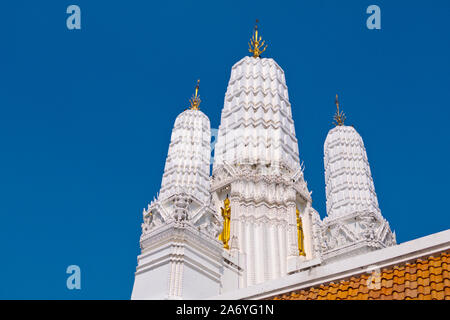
[212,32,319,288]
[325,96,377,218]
[213,56,301,171]
[322,95,395,260]
[158,84,210,204]
[132,82,223,300]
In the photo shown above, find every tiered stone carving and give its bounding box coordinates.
[158,109,212,205]
[212,56,317,287]
[141,110,222,241]
[321,125,396,261]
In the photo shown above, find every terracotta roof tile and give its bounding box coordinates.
[424,285,431,295]
[368,289,380,299]
[432,274,444,284]
[418,277,430,287]
[393,283,405,292]
[271,250,449,300]
[336,289,347,299]
[445,287,450,297]
[382,278,393,288]
[445,279,450,289]
[405,287,418,299]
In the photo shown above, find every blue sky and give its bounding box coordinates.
[0,0,448,299]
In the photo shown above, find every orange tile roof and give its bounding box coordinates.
[272,251,449,300]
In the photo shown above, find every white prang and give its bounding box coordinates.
[321,125,396,261]
[212,56,321,288]
[214,56,300,170]
[131,109,223,300]
[159,109,212,206]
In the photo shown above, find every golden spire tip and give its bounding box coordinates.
[189,79,201,110]
[249,20,267,58]
[333,94,346,126]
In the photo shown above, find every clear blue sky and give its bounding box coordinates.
[0,0,448,299]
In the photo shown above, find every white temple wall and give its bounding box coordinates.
[132,264,170,300]
[132,225,224,300]
[220,251,243,293]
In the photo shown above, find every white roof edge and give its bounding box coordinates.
[208,229,450,300]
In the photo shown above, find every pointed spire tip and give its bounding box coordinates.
[189,79,201,110]
[249,20,267,58]
[333,93,346,126]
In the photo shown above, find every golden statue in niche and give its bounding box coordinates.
[219,196,231,249]
[296,207,306,256]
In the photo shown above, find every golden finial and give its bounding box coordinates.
[248,20,267,58]
[333,94,346,126]
[189,79,201,110]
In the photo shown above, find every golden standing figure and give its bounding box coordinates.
[296,207,306,256]
[219,197,231,249]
